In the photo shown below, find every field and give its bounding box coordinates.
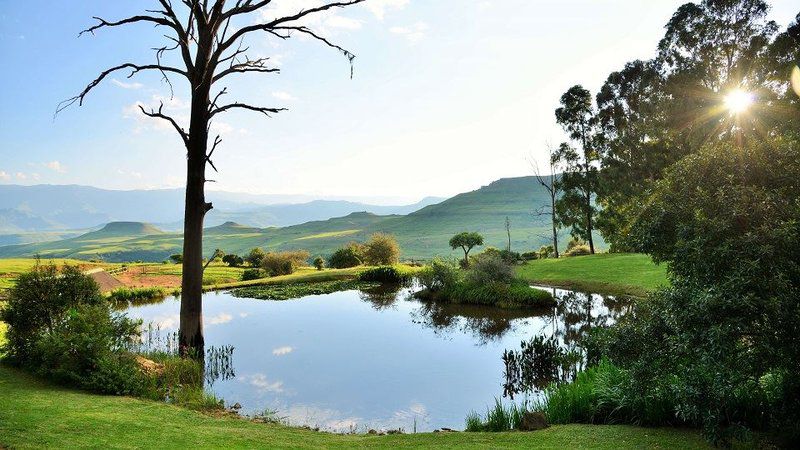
[0,258,115,291]
[0,177,603,263]
[0,365,709,449]
[516,253,668,297]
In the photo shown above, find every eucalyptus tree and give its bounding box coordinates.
[553,85,599,254]
[58,0,365,356]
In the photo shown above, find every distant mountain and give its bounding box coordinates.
[0,184,443,235]
[0,176,600,262]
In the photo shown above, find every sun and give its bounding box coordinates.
[724,89,754,114]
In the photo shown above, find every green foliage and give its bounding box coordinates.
[240,268,263,282]
[261,250,310,277]
[0,261,143,396]
[222,253,244,267]
[538,245,555,259]
[420,279,554,309]
[231,280,376,301]
[449,231,484,266]
[466,253,515,285]
[245,247,266,267]
[604,135,800,444]
[357,265,415,283]
[169,253,183,264]
[362,233,400,266]
[416,257,461,292]
[520,251,539,261]
[313,256,325,271]
[465,399,530,432]
[328,243,364,269]
[108,287,167,305]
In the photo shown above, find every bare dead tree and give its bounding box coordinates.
[58,0,365,357]
[531,145,561,258]
[505,216,511,252]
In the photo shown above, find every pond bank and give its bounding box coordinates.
[0,366,710,449]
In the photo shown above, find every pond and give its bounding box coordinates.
[124,284,630,432]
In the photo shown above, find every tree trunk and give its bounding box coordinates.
[552,188,559,258]
[179,78,212,358]
[586,194,595,255]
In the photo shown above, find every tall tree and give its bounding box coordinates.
[532,146,561,258]
[58,0,365,356]
[554,86,599,254]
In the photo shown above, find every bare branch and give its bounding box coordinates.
[274,26,356,78]
[79,15,173,37]
[213,57,280,82]
[56,63,188,116]
[210,102,287,118]
[138,102,190,147]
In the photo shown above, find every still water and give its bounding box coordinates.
[125,285,629,432]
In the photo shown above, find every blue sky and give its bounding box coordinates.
[0,0,797,203]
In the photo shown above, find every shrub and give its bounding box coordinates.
[108,287,167,305]
[466,253,515,285]
[521,251,539,261]
[261,250,310,277]
[313,256,325,271]
[0,261,143,395]
[564,245,592,257]
[328,243,364,269]
[169,253,183,264]
[245,247,266,267]
[358,266,414,283]
[499,249,521,263]
[417,258,461,292]
[363,233,400,266]
[222,254,244,267]
[240,268,263,281]
[538,245,555,259]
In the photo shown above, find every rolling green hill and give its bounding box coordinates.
[0,177,602,262]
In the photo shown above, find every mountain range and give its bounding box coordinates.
[0,176,594,262]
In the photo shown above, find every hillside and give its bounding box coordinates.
[0,177,601,262]
[0,184,443,234]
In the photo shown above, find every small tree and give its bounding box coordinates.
[363,233,400,266]
[449,232,484,267]
[328,243,364,269]
[261,250,310,277]
[313,256,325,271]
[532,144,561,258]
[222,254,243,268]
[169,254,183,264]
[245,248,266,267]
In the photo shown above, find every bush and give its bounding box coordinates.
[538,245,555,259]
[240,268,263,281]
[363,233,400,266]
[417,258,461,292]
[169,254,183,264]
[222,254,244,267]
[521,251,539,261]
[466,253,515,285]
[358,266,414,283]
[245,247,266,267]
[313,256,325,270]
[564,245,592,257]
[0,262,143,395]
[261,250,310,277]
[108,287,167,305]
[328,243,364,269]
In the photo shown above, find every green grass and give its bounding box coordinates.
[516,253,668,297]
[0,365,710,449]
[231,280,379,301]
[0,258,117,291]
[204,266,366,290]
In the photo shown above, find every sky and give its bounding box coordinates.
[0,0,797,204]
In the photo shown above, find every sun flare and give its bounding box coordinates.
[724,89,754,114]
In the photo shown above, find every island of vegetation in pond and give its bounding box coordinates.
[230,280,380,300]
[414,251,555,309]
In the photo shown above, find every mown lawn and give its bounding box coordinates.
[516,253,668,297]
[0,365,708,449]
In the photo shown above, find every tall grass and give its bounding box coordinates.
[357,265,417,283]
[464,399,531,432]
[108,287,167,305]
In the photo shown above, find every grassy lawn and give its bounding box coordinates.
[0,258,117,291]
[205,266,396,291]
[0,365,708,449]
[516,253,668,297]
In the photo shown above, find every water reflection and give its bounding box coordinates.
[122,284,630,432]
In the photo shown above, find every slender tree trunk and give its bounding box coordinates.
[586,192,595,254]
[552,201,560,258]
[179,40,213,357]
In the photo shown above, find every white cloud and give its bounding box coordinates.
[325,15,362,30]
[0,171,10,181]
[15,172,27,181]
[272,346,293,356]
[243,374,284,393]
[390,21,428,43]
[46,161,66,173]
[123,95,190,135]
[259,1,363,36]
[116,169,143,179]
[272,91,297,101]
[208,313,233,325]
[112,79,144,90]
[365,0,409,20]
